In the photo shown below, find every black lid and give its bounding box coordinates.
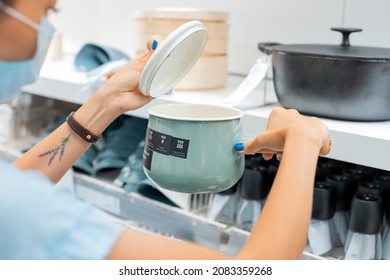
[343,167,372,183]
[354,165,377,176]
[317,159,340,171]
[239,169,268,200]
[273,44,390,61]
[312,181,336,220]
[348,193,383,235]
[373,174,390,187]
[374,174,390,207]
[315,161,339,181]
[261,28,390,62]
[326,174,354,211]
[357,181,382,197]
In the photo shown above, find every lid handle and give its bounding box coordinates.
[331,27,363,47]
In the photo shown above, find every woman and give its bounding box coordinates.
[0,0,331,259]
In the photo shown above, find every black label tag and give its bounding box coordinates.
[151,129,172,155]
[145,127,190,160]
[142,147,153,170]
[170,137,190,159]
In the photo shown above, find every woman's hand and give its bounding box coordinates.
[96,36,161,114]
[236,107,331,160]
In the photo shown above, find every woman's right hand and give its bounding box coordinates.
[95,36,162,116]
[236,107,331,160]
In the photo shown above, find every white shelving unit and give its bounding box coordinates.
[243,105,390,171]
[23,56,270,118]
[23,57,390,171]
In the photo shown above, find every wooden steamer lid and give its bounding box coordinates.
[134,8,229,90]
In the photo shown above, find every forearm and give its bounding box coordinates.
[238,130,320,259]
[12,91,120,183]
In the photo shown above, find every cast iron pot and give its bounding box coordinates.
[259,28,390,121]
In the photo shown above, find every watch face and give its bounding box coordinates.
[139,20,208,97]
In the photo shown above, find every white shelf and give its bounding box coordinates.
[23,56,273,119]
[22,57,390,171]
[243,105,390,171]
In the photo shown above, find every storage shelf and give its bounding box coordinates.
[72,173,325,260]
[23,56,269,119]
[243,105,390,171]
[22,57,390,171]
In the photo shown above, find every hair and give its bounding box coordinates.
[1,0,14,5]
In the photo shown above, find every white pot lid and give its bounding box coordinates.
[139,20,208,98]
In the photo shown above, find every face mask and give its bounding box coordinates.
[0,3,56,103]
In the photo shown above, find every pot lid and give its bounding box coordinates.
[263,28,390,61]
[139,20,207,97]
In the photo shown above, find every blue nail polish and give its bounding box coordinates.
[152,40,158,50]
[234,143,244,151]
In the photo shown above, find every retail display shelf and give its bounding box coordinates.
[243,105,390,171]
[22,57,390,171]
[22,56,271,119]
[73,173,324,260]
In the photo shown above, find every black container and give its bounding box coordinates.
[373,175,390,188]
[239,169,268,200]
[245,154,269,169]
[326,174,354,211]
[267,157,280,185]
[258,28,390,121]
[349,193,383,235]
[343,167,372,193]
[374,175,390,211]
[356,182,383,198]
[315,160,342,181]
[373,175,390,192]
[312,181,336,220]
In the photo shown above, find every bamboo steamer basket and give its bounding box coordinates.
[134,8,229,90]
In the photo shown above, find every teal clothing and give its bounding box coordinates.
[0,160,122,259]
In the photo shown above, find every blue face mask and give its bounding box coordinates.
[0,3,56,103]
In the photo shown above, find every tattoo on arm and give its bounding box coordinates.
[38,134,71,166]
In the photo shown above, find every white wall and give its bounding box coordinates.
[344,0,390,48]
[50,0,390,75]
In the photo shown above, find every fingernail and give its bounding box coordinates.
[234,143,244,151]
[152,40,158,50]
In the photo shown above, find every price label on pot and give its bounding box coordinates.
[143,128,190,170]
[146,128,172,155]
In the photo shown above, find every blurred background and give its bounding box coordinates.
[49,0,390,75]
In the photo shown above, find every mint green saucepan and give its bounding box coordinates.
[142,103,247,194]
